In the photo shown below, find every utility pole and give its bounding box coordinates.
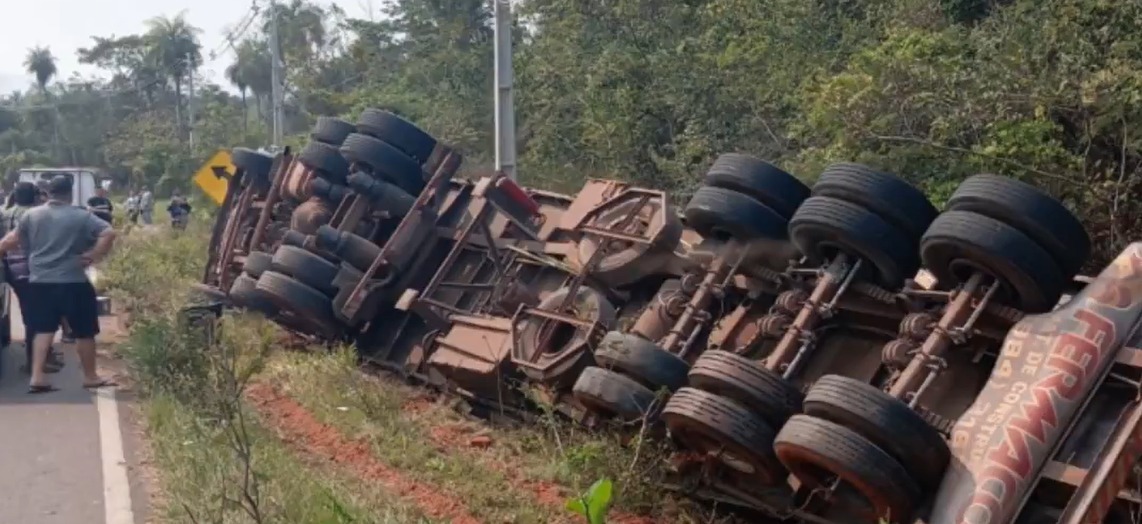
[269,0,285,148]
[186,52,196,149]
[493,0,517,180]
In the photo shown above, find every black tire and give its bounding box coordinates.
[282,229,307,247]
[683,186,787,241]
[228,274,278,314]
[243,251,273,278]
[920,210,1065,313]
[572,367,658,422]
[789,196,920,289]
[297,141,350,182]
[812,163,937,240]
[190,283,230,303]
[594,331,690,392]
[804,375,949,489]
[310,116,356,146]
[340,133,424,195]
[271,245,339,296]
[308,178,351,204]
[688,350,803,428]
[662,387,785,485]
[231,147,275,188]
[946,174,1089,277]
[255,271,340,337]
[356,108,438,164]
[346,172,416,216]
[775,415,920,524]
[704,153,810,219]
[315,226,382,273]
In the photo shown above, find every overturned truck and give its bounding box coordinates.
[197,109,1142,524]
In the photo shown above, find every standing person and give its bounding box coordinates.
[139,186,154,225]
[1,182,64,374]
[167,190,192,230]
[86,187,114,224]
[124,191,140,225]
[0,176,117,393]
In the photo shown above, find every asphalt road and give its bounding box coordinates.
[0,293,140,524]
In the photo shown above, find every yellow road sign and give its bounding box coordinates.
[193,149,234,205]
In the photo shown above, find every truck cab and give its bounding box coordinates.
[16,167,103,206]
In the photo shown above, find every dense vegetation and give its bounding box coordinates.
[3,0,1140,268]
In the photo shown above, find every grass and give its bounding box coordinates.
[102,219,739,524]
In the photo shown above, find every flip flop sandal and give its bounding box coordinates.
[28,385,59,394]
[83,380,118,389]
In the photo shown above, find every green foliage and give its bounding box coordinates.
[6,0,1142,266]
[565,478,614,524]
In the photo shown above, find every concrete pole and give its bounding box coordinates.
[269,0,285,148]
[493,0,517,180]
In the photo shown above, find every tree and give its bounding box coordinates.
[144,12,203,137]
[23,47,57,93]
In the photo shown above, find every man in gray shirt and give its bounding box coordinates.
[0,176,117,393]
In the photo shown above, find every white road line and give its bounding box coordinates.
[96,388,135,524]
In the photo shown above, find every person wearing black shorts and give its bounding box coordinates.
[0,175,117,393]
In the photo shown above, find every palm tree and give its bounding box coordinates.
[24,47,60,159]
[233,40,273,128]
[225,62,249,131]
[144,12,202,137]
[24,47,57,93]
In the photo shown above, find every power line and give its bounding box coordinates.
[208,0,263,61]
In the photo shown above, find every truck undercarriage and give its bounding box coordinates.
[197,109,1142,523]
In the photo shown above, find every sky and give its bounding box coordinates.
[0,0,375,95]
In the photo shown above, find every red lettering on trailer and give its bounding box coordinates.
[957,308,1116,524]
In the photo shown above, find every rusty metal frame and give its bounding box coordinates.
[338,147,464,320]
[247,149,292,252]
[1059,394,1142,523]
[508,304,607,373]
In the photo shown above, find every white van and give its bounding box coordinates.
[16,167,103,207]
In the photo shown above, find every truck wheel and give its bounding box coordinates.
[298,141,350,183]
[789,196,919,289]
[811,163,937,240]
[775,415,920,524]
[315,226,382,273]
[703,153,810,219]
[683,186,788,241]
[271,246,339,296]
[190,283,230,303]
[572,367,658,422]
[231,147,275,190]
[340,133,424,196]
[243,251,273,278]
[662,387,785,485]
[356,108,438,165]
[594,331,690,392]
[946,174,1089,277]
[688,350,803,428]
[575,197,682,287]
[920,210,1065,313]
[255,271,340,338]
[308,177,351,205]
[228,274,278,315]
[310,116,356,146]
[804,375,949,489]
[347,172,416,216]
[516,286,617,387]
